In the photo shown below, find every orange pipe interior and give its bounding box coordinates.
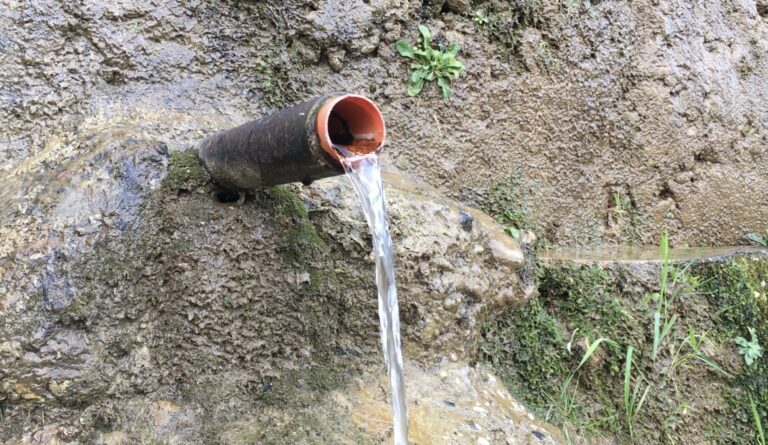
[316,95,386,160]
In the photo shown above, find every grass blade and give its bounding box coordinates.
[751,393,766,445]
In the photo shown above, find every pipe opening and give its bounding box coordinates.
[317,95,385,160]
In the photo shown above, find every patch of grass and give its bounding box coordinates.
[623,346,650,442]
[395,25,465,98]
[553,337,620,443]
[666,328,732,384]
[483,238,768,443]
[650,232,677,361]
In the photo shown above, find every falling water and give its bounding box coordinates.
[335,145,408,445]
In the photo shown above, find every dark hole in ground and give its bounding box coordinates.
[215,189,241,204]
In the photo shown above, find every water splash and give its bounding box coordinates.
[335,145,408,445]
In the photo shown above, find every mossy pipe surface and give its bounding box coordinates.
[197,93,386,190]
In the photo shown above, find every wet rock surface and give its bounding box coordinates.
[0,131,532,441]
[8,362,567,445]
[1,0,767,246]
[2,0,767,442]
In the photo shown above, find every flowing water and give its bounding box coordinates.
[335,145,409,445]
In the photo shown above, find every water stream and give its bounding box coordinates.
[335,145,409,445]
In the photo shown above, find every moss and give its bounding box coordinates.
[696,257,768,445]
[254,186,331,271]
[697,258,768,340]
[479,299,570,412]
[539,265,641,351]
[258,363,347,407]
[61,292,96,326]
[255,185,309,220]
[474,0,546,57]
[164,150,209,190]
[482,173,532,229]
[254,54,301,109]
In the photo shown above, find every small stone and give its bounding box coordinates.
[445,0,472,14]
[478,437,491,445]
[459,212,473,232]
[327,50,346,72]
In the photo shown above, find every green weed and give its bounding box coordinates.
[395,25,465,98]
[623,346,651,442]
[747,230,768,247]
[665,328,732,387]
[752,393,767,445]
[551,337,619,443]
[473,10,489,26]
[736,328,764,367]
[503,225,521,240]
[650,232,682,361]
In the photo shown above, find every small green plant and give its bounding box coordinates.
[503,225,521,240]
[613,192,626,216]
[473,10,489,26]
[735,327,764,366]
[665,328,732,384]
[747,230,768,247]
[395,25,465,98]
[651,232,678,361]
[624,346,651,442]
